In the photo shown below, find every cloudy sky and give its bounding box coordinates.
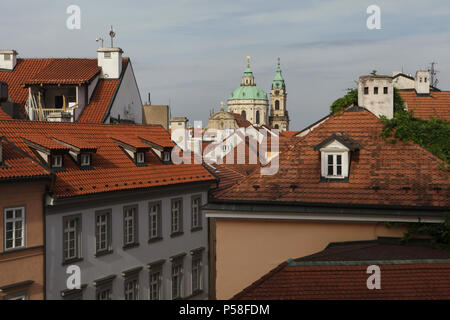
[1,0,450,129]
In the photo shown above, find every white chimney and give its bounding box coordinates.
[0,50,18,71]
[415,70,430,95]
[358,75,394,119]
[97,47,123,79]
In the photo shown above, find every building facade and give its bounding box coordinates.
[0,136,51,300]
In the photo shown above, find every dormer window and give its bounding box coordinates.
[163,150,171,162]
[52,154,63,168]
[136,152,145,164]
[326,153,343,177]
[313,133,362,181]
[80,153,91,167]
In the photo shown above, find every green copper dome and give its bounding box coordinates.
[228,56,268,101]
[228,85,268,100]
[272,58,285,89]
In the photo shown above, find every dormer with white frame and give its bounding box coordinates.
[313,133,362,181]
[52,138,97,169]
[22,137,70,171]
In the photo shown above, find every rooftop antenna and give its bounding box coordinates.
[96,37,104,48]
[109,26,116,47]
[429,62,439,88]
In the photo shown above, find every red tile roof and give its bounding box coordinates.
[78,80,119,123]
[231,113,253,128]
[0,137,50,181]
[399,90,450,121]
[0,58,129,123]
[0,120,215,198]
[233,240,450,300]
[0,106,12,120]
[0,59,53,114]
[23,59,100,85]
[214,109,449,208]
[281,131,300,138]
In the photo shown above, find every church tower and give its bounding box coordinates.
[269,58,289,131]
[227,57,269,126]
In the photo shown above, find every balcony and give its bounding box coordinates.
[25,91,79,122]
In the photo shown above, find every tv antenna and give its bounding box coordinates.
[429,62,439,88]
[109,26,116,47]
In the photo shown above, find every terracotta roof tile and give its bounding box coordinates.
[24,59,100,85]
[0,120,215,197]
[78,80,119,123]
[231,113,253,128]
[233,240,450,300]
[214,109,449,208]
[399,90,450,121]
[0,137,50,180]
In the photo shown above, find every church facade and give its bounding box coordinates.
[227,57,290,131]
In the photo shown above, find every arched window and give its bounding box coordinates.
[241,110,246,119]
[255,111,260,124]
[275,100,280,110]
[274,124,279,129]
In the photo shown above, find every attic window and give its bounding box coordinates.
[52,154,63,168]
[163,150,171,162]
[104,52,111,59]
[136,152,145,164]
[4,54,11,61]
[80,153,91,167]
[364,87,369,95]
[313,133,362,181]
[383,87,388,94]
[374,87,378,95]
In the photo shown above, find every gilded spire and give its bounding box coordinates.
[247,56,251,68]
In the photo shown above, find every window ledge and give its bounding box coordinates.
[62,257,83,266]
[122,243,140,250]
[170,231,184,238]
[95,249,114,258]
[190,226,203,233]
[320,176,349,182]
[148,237,163,244]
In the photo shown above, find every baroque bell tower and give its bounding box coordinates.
[269,58,289,131]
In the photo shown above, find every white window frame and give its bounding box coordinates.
[123,206,138,246]
[80,153,91,167]
[96,287,112,300]
[52,154,63,168]
[171,199,182,235]
[95,210,111,254]
[63,215,81,261]
[191,196,201,230]
[124,278,139,300]
[192,256,203,293]
[149,269,162,300]
[320,141,349,179]
[171,262,183,299]
[149,202,161,240]
[4,207,25,250]
[163,151,171,162]
[136,152,145,164]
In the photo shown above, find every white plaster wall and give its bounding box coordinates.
[108,62,143,124]
[358,77,393,119]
